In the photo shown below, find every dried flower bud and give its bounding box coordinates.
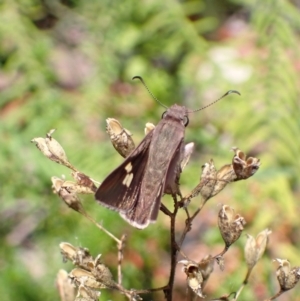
[232,147,260,181]
[274,259,300,291]
[31,130,75,170]
[31,137,55,159]
[52,177,84,212]
[56,269,76,301]
[179,260,205,298]
[106,118,135,158]
[144,122,155,135]
[218,205,246,248]
[45,129,69,163]
[244,229,271,269]
[181,142,194,170]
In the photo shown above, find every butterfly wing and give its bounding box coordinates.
[95,131,152,214]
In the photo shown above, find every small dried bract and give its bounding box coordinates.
[244,228,271,269]
[106,118,135,158]
[31,129,75,170]
[218,205,246,248]
[274,259,300,291]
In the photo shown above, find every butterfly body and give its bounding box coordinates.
[95,104,188,229]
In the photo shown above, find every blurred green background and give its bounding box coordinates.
[1,0,300,300]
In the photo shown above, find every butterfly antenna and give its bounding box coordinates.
[133,76,168,109]
[190,90,241,113]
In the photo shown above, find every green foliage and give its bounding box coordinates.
[1,0,300,300]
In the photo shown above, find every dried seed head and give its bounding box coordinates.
[31,137,54,159]
[232,147,260,181]
[106,118,135,158]
[179,260,205,298]
[60,243,93,266]
[45,129,69,163]
[31,130,75,170]
[218,205,246,248]
[51,177,86,213]
[182,147,261,207]
[244,228,271,269]
[72,172,97,192]
[185,159,234,204]
[181,142,194,170]
[274,259,300,291]
[144,122,155,135]
[60,242,116,292]
[183,159,217,203]
[70,268,107,290]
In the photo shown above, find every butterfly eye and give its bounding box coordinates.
[183,116,189,126]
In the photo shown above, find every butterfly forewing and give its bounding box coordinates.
[95,131,152,213]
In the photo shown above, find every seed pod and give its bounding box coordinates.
[52,177,85,213]
[274,259,300,291]
[45,129,69,164]
[218,205,246,248]
[244,229,271,269]
[232,147,260,181]
[179,260,205,298]
[106,118,135,158]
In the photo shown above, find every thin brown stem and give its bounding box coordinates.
[232,267,253,301]
[165,194,179,301]
[265,290,284,300]
[213,245,229,260]
[117,234,127,285]
[178,205,202,248]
